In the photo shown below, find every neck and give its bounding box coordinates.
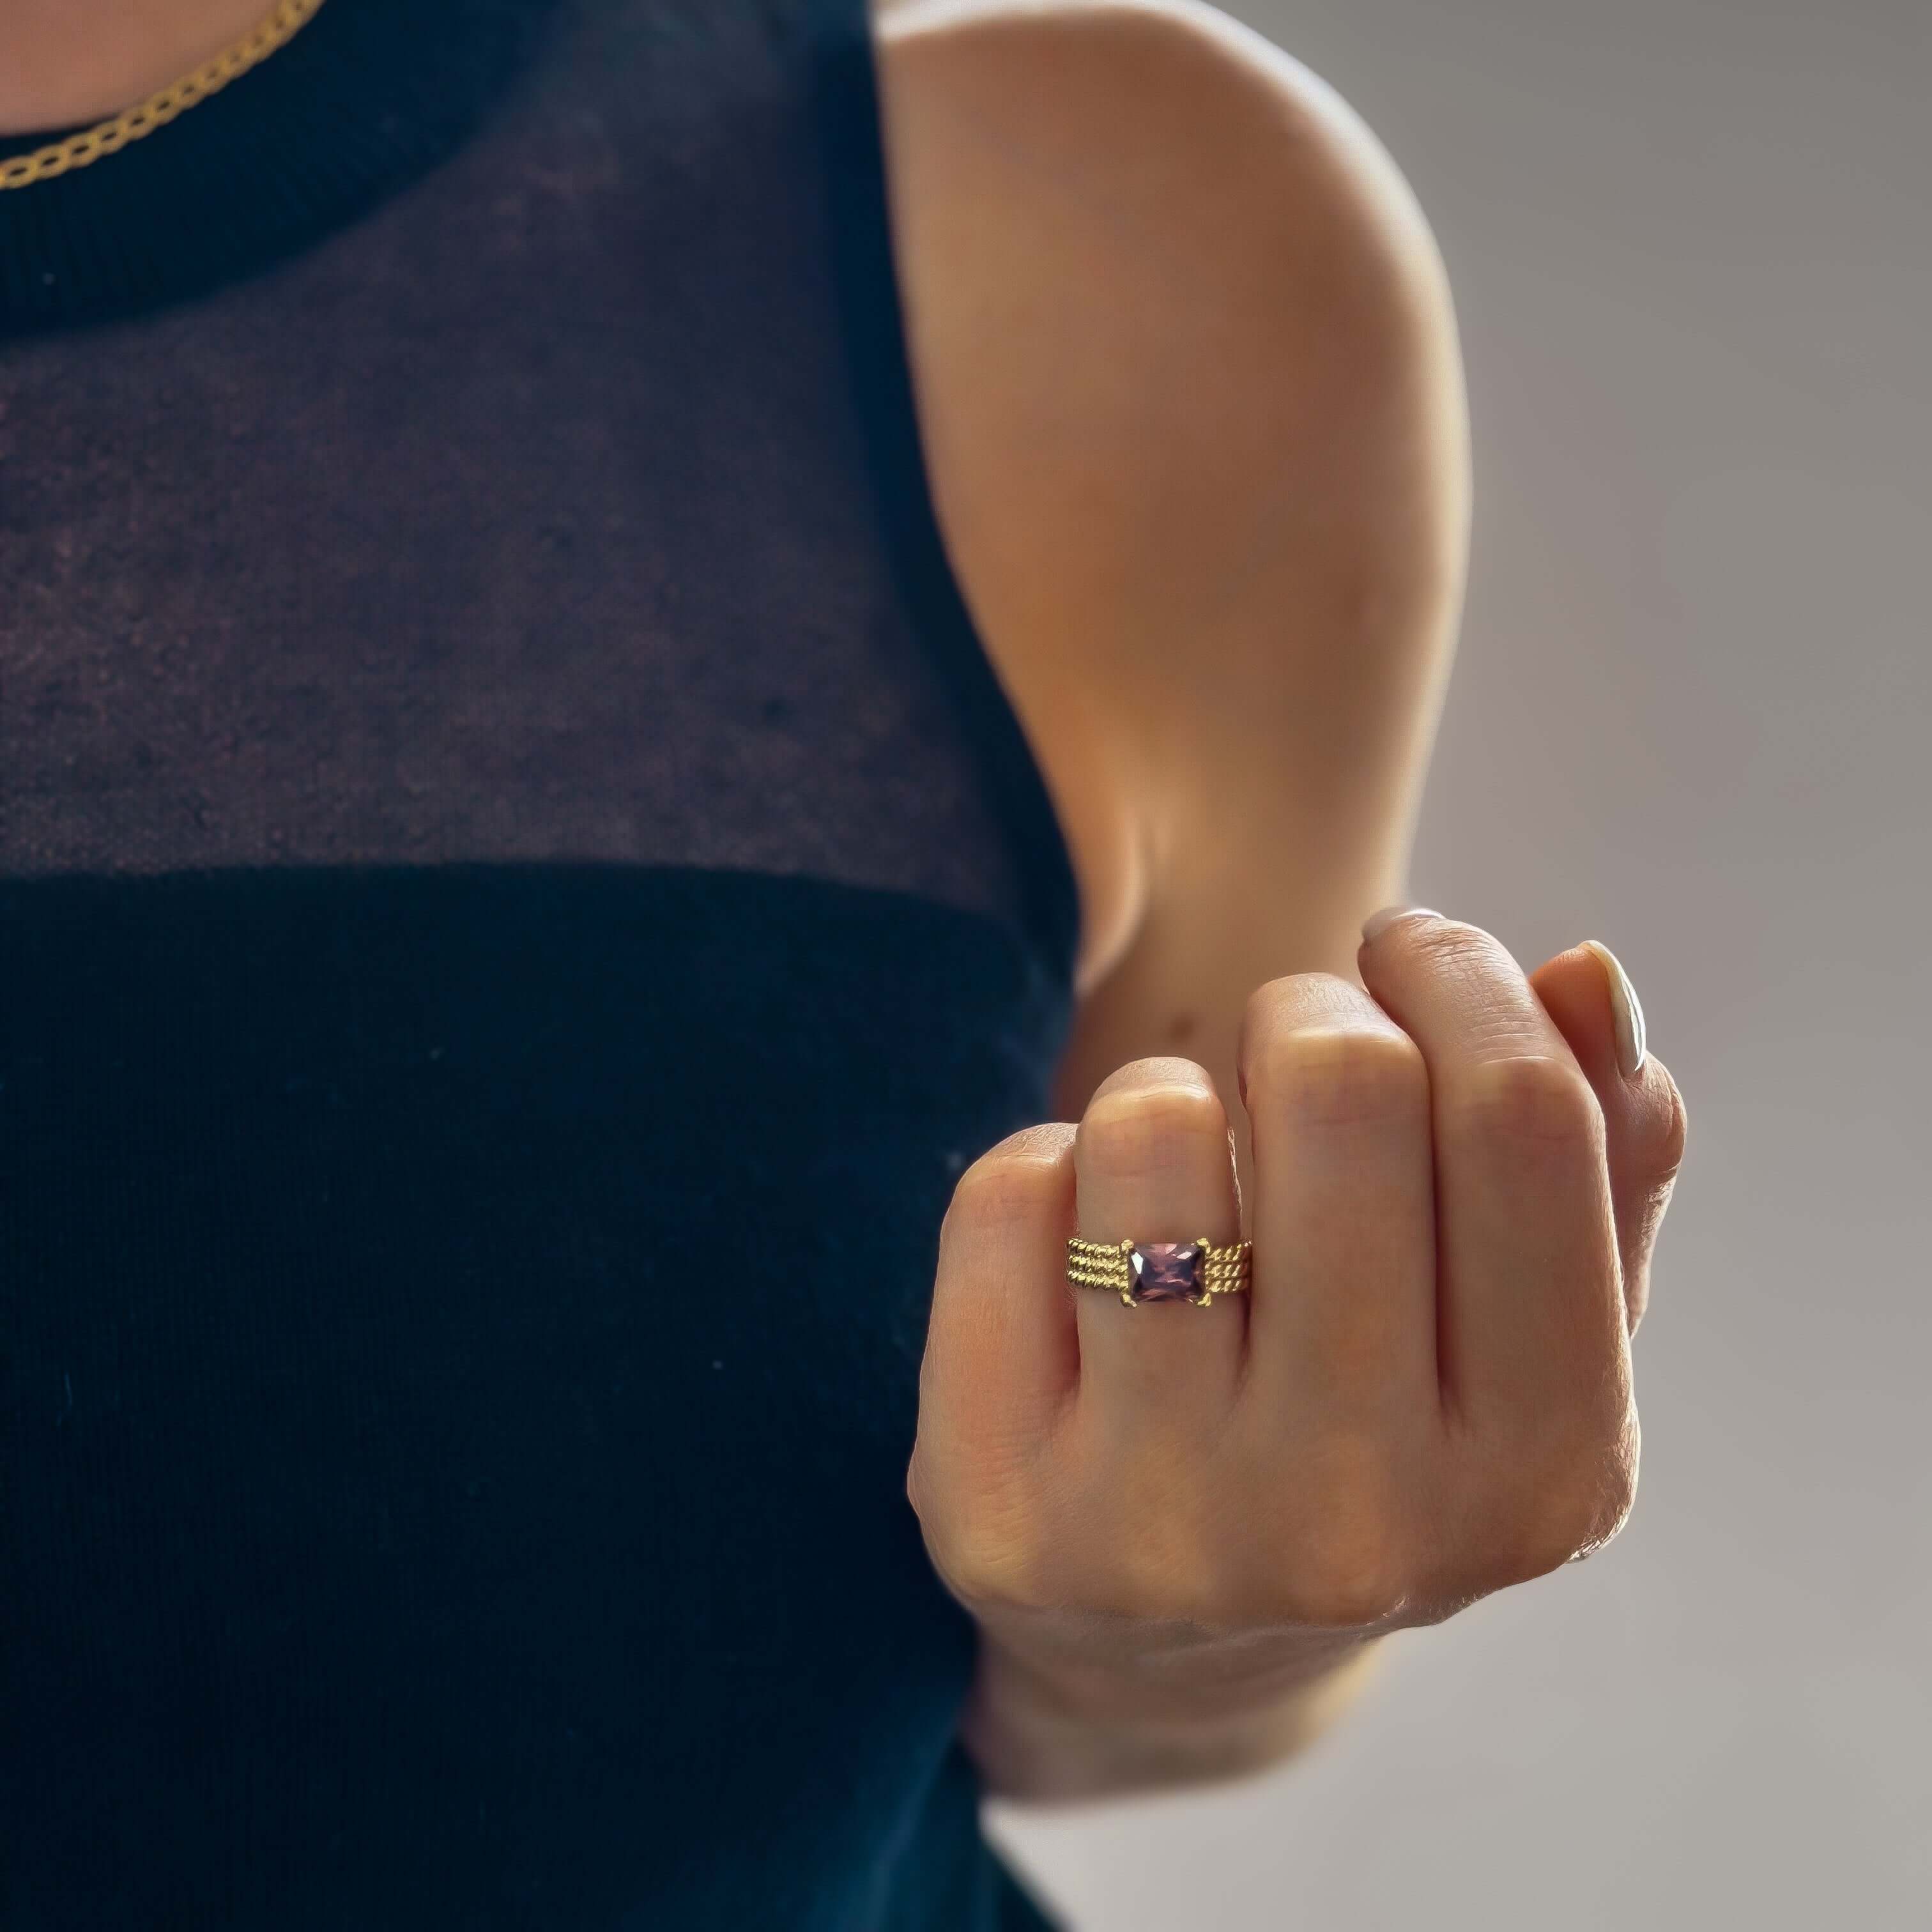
[0,0,288,137]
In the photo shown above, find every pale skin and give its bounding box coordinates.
[15,0,1689,1805]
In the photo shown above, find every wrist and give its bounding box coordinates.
[959,1616,1384,1804]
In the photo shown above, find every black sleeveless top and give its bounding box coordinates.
[0,3,1080,1924]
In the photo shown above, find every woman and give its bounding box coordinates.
[0,0,1689,1926]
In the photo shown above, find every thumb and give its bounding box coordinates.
[1529,940,1689,1337]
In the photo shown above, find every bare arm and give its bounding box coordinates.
[880,0,1469,1103]
[880,0,1475,1798]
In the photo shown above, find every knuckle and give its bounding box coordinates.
[1077,1082,1227,1180]
[1496,1417,1640,1583]
[1253,1027,1429,1129]
[933,1527,1047,1614]
[1089,1054,1216,1102]
[946,1142,1064,1233]
[1446,1054,1604,1153]
[1108,1508,1225,1627]
[1239,971,1347,1046]
[1395,913,1491,961]
[1282,1524,1409,1630]
[1591,1406,1643,1529]
[1654,1065,1690,1174]
[1249,1441,1412,1629]
[916,1483,1052,1613]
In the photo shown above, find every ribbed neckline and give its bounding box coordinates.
[0,0,564,337]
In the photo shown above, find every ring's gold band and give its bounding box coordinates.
[1066,1234,1253,1308]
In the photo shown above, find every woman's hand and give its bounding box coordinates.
[908,908,1689,1800]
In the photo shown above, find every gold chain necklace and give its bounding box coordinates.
[0,0,329,192]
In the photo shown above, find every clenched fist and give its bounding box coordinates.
[908,909,1689,1798]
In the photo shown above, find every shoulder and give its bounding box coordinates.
[871,0,1470,993]
[873,0,1441,248]
[870,0,1460,413]
[868,0,1466,502]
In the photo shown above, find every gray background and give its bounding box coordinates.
[987,1,1932,1926]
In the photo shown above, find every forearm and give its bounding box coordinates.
[958,1624,1386,1805]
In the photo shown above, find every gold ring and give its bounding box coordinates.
[1066,1235,1252,1308]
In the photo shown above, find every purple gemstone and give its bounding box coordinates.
[1128,1241,1204,1303]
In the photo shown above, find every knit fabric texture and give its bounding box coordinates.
[0,3,1078,1925]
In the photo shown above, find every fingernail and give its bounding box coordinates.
[1581,939,1647,1077]
[1361,904,1443,944]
